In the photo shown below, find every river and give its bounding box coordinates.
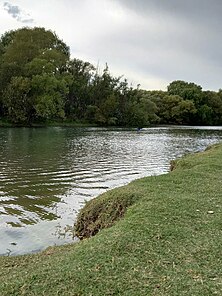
[0,126,222,255]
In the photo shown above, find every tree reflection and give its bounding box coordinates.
[0,127,70,227]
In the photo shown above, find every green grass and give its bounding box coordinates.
[1,143,222,295]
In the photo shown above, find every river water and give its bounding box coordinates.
[0,126,222,255]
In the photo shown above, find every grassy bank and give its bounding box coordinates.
[1,143,222,295]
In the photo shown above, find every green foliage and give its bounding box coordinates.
[2,27,69,66]
[163,95,195,124]
[64,58,95,119]
[31,74,67,120]
[0,30,16,49]
[200,91,222,125]
[168,80,203,104]
[0,28,69,124]
[3,76,32,123]
[197,104,213,125]
[171,99,197,124]
[126,99,156,127]
[100,94,119,123]
[85,105,106,125]
[0,27,222,126]
[25,58,55,76]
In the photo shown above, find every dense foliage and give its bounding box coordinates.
[0,27,222,126]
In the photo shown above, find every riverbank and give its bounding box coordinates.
[0,118,98,128]
[0,143,222,295]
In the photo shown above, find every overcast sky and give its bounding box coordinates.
[0,0,222,91]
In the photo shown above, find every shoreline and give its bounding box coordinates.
[1,118,222,129]
[0,143,222,295]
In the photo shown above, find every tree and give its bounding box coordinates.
[25,58,55,76]
[31,74,68,120]
[1,27,69,66]
[65,58,95,119]
[85,105,106,125]
[88,64,120,108]
[126,98,158,127]
[167,80,203,106]
[157,95,196,124]
[171,99,197,124]
[3,76,32,123]
[0,27,70,124]
[197,104,213,125]
[100,94,119,125]
[199,91,222,125]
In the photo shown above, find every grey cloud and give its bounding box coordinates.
[103,0,222,90]
[3,2,34,23]
[3,2,20,18]
[117,0,222,21]
[20,18,34,24]
[2,0,221,90]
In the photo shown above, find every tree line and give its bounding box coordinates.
[0,27,222,126]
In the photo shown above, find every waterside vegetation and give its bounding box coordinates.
[0,143,222,295]
[1,27,222,127]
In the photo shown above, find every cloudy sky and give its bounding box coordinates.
[0,0,222,91]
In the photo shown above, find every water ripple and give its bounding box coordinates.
[0,126,222,255]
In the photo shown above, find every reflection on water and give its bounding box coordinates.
[0,126,222,255]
